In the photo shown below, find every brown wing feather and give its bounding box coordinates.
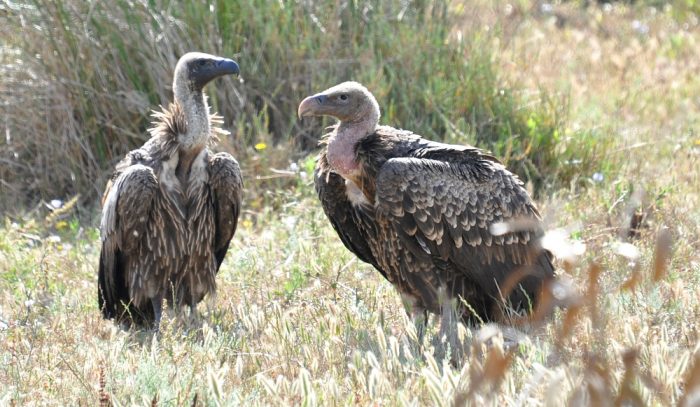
[375,154,554,317]
[209,152,243,271]
[315,156,385,276]
[98,164,158,325]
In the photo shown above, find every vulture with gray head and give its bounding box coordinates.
[299,81,555,331]
[98,52,243,329]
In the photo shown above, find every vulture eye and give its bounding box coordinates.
[339,94,349,101]
[196,60,208,68]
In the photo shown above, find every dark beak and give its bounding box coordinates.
[217,58,240,76]
[192,57,240,89]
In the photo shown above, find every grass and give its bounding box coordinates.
[2,146,699,404]
[1,0,700,405]
[2,0,611,211]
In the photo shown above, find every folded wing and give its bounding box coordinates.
[98,164,159,326]
[375,148,554,316]
[209,152,243,271]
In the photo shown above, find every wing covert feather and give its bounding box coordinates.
[375,156,547,270]
[209,152,243,271]
[315,166,382,272]
[98,164,158,320]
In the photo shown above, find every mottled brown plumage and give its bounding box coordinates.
[98,52,242,329]
[299,82,554,326]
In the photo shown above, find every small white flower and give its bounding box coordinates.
[283,216,297,229]
[24,300,35,308]
[632,20,649,35]
[50,199,63,209]
[47,235,61,243]
[592,172,604,183]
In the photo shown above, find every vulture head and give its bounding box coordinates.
[173,52,239,96]
[168,52,239,149]
[299,82,382,177]
[298,81,380,126]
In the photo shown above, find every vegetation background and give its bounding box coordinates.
[1,0,699,405]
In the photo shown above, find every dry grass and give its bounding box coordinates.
[2,0,609,211]
[1,1,700,405]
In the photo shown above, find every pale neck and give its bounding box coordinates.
[174,87,211,150]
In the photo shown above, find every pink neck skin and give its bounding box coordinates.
[327,128,363,177]
[326,113,378,179]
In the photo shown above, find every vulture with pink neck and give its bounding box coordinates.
[98,52,243,329]
[299,81,555,329]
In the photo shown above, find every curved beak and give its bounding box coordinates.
[217,58,240,76]
[191,57,240,89]
[297,94,327,118]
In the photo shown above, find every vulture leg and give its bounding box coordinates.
[413,309,429,347]
[410,309,430,361]
[189,304,201,327]
[151,293,164,332]
[402,293,429,347]
[435,287,464,365]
